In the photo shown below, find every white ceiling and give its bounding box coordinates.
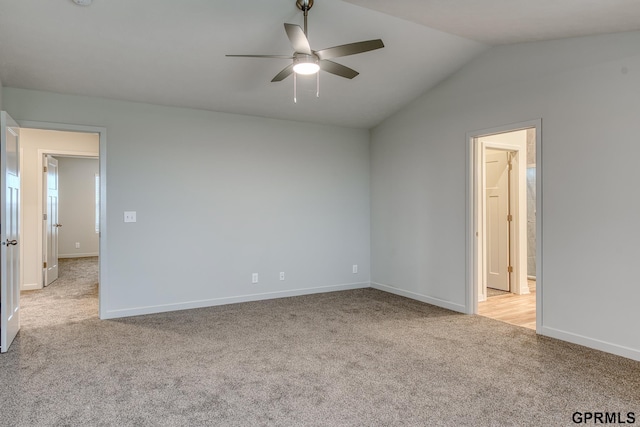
[0,0,638,129]
[345,0,640,45]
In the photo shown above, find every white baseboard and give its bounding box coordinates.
[59,252,99,259]
[371,281,466,313]
[21,283,41,291]
[540,326,640,362]
[102,281,370,319]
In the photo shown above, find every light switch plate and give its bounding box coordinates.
[124,211,136,223]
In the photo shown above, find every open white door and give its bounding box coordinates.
[44,155,60,286]
[485,149,510,292]
[1,111,21,353]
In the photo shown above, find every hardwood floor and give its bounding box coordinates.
[478,280,536,330]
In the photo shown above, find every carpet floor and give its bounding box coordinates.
[486,287,510,298]
[1,257,638,426]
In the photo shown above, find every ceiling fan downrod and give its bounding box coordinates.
[293,0,318,103]
[296,0,313,36]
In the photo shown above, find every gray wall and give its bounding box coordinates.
[370,31,640,360]
[58,157,100,258]
[3,89,371,317]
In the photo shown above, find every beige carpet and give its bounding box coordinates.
[2,257,638,426]
[486,287,510,297]
[20,257,99,328]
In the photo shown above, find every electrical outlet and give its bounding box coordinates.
[75,242,80,249]
[279,272,285,281]
[352,264,358,274]
[252,273,259,284]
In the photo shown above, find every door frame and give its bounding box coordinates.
[19,120,107,319]
[466,119,542,332]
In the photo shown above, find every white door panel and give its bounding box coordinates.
[485,150,510,292]
[45,156,60,286]
[1,111,21,353]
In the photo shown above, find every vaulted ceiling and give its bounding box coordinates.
[1,0,639,128]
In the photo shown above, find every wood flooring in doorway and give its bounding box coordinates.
[478,280,536,330]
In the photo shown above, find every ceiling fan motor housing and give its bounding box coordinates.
[294,53,318,64]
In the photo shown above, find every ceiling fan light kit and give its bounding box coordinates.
[226,0,384,102]
[292,54,319,75]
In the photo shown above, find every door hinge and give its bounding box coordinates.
[43,262,47,269]
[44,166,48,173]
[507,266,513,273]
[507,214,513,222]
[43,213,47,220]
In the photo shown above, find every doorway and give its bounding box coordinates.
[18,122,107,319]
[467,120,541,331]
[43,155,99,288]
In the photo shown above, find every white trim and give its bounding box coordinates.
[17,120,107,320]
[59,253,99,258]
[466,119,542,328]
[18,146,25,294]
[540,326,640,362]
[101,282,371,319]
[371,282,466,313]
[535,122,543,333]
[94,173,100,234]
[21,283,40,291]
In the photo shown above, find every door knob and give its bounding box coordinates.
[4,239,17,246]
[54,224,63,228]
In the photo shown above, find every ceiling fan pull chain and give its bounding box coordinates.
[316,72,319,98]
[293,72,297,103]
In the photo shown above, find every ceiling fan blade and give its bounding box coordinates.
[226,55,294,59]
[271,64,294,82]
[319,60,359,79]
[315,39,384,61]
[284,23,312,55]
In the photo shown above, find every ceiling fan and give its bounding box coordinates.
[226,0,384,100]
